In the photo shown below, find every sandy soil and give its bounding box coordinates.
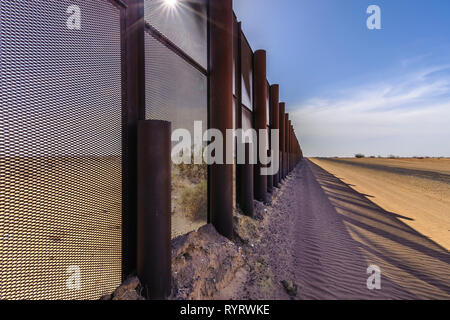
[326,157,450,176]
[310,157,450,251]
[236,159,449,300]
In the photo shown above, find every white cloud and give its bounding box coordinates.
[291,64,450,157]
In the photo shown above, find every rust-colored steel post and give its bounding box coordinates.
[279,103,285,180]
[288,120,291,173]
[210,0,233,238]
[290,123,293,171]
[239,143,254,217]
[137,120,171,300]
[253,50,268,203]
[267,146,273,193]
[293,134,296,166]
[270,85,280,187]
[284,113,289,176]
[267,128,273,193]
[266,90,273,193]
[293,134,296,165]
[235,20,243,210]
[288,122,292,172]
[288,120,293,172]
[293,127,296,166]
[294,129,297,166]
[282,112,286,178]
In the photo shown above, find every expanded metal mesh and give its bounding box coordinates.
[144,0,208,69]
[144,33,207,134]
[0,0,122,300]
[144,32,208,239]
[242,107,253,132]
[241,33,253,111]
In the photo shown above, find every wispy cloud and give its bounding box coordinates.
[291,64,450,157]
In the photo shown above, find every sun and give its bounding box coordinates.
[164,0,179,9]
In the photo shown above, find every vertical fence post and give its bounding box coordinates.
[122,0,145,279]
[288,121,292,172]
[291,124,293,171]
[287,120,290,174]
[137,120,171,300]
[209,0,233,239]
[288,120,294,172]
[279,102,285,180]
[267,142,273,193]
[253,50,268,202]
[239,143,255,217]
[266,81,273,193]
[235,20,243,211]
[284,113,289,176]
[270,84,280,188]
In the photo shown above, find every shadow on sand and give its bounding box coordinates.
[308,160,450,299]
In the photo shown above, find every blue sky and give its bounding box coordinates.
[233,0,450,157]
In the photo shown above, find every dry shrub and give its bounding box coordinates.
[177,163,207,184]
[180,181,207,221]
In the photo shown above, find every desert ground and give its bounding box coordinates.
[233,158,449,299]
[310,157,450,251]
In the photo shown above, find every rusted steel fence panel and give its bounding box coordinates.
[0,0,305,300]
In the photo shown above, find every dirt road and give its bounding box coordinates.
[248,159,450,299]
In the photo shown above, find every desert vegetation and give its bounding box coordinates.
[171,154,208,237]
[180,180,207,221]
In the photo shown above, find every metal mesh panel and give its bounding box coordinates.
[144,0,208,69]
[242,107,253,132]
[0,0,122,300]
[145,32,207,238]
[241,34,253,110]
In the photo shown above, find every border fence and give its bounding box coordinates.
[0,0,303,300]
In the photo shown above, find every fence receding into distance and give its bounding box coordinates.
[0,0,303,300]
